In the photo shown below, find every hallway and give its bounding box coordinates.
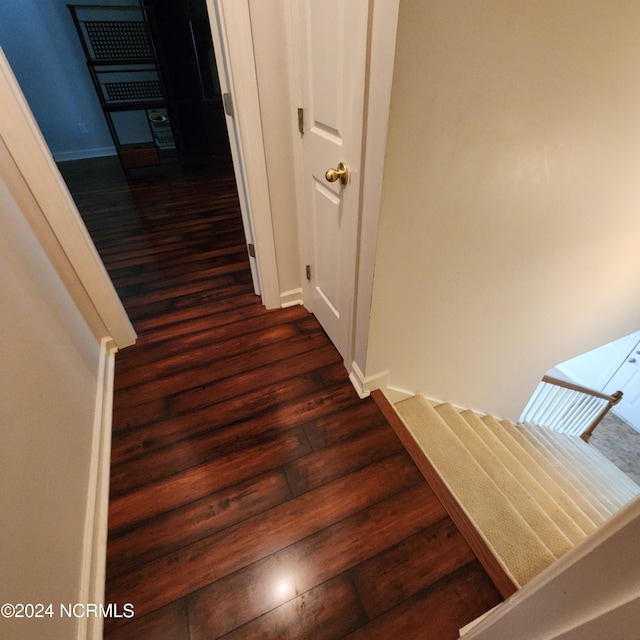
[59,157,502,639]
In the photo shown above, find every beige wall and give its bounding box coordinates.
[367,0,640,418]
[0,172,101,639]
[249,0,301,301]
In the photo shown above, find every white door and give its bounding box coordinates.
[299,0,369,359]
[603,339,640,432]
[555,331,640,391]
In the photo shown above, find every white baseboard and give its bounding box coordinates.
[78,338,117,640]
[384,386,415,403]
[280,288,303,308]
[349,362,389,399]
[54,147,117,163]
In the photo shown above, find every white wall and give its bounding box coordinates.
[0,173,102,639]
[0,0,138,160]
[248,0,301,300]
[0,48,134,638]
[366,0,640,419]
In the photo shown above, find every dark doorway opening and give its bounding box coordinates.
[144,0,231,170]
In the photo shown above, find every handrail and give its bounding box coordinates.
[541,375,623,405]
[520,376,623,442]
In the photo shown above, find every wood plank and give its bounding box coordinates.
[303,399,389,451]
[108,427,312,532]
[113,305,309,375]
[111,362,346,464]
[103,599,189,640]
[167,342,344,416]
[344,561,502,640]
[186,482,444,638]
[113,330,330,409]
[106,470,292,578]
[284,423,405,496]
[112,396,168,432]
[371,389,518,599]
[126,292,264,338]
[105,454,422,619]
[352,517,476,618]
[114,321,302,390]
[109,383,358,496]
[210,574,367,640]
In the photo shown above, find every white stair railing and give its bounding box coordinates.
[520,375,623,441]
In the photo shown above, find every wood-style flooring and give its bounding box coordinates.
[59,156,502,639]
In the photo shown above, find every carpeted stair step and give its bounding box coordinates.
[480,414,599,535]
[459,409,587,545]
[392,393,640,591]
[432,402,574,558]
[519,425,621,517]
[520,424,639,512]
[395,395,556,587]
[526,424,640,502]
[497,419,607,527]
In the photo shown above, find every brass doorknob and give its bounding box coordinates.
[325,162,349,185]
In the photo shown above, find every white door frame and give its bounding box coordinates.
[206,0,281,309]
[0,48,135,350]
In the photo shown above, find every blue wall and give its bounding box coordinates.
[0,0,139,160]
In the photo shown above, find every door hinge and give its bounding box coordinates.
[247,243,256,257]
[306,264,311,281]
[297,107,304,135]
[223,93,234,117]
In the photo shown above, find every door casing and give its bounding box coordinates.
[207,0,281,309]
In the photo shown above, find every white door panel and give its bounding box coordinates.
[604,342,640,432]
[301,0,369,358]
[555,331,640,390]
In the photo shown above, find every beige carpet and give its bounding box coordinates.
[393,395,640,589]
[590,413,640,484]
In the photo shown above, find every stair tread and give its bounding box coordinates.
[497,419,608,526]
[395,395,556,587]
[527,424,640,500]
[481,415,599,534]
[433,402,574,558]
[536,428,640,508]
[460,409,587,545]
[519,425,622,516]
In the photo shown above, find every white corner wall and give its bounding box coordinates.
[0,174,104,640]
[367,0,640,419]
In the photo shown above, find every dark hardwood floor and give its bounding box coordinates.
[59,156,502,639]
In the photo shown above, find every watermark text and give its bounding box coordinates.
[1,603,134,619]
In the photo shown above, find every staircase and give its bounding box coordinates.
[383,393,640,595]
